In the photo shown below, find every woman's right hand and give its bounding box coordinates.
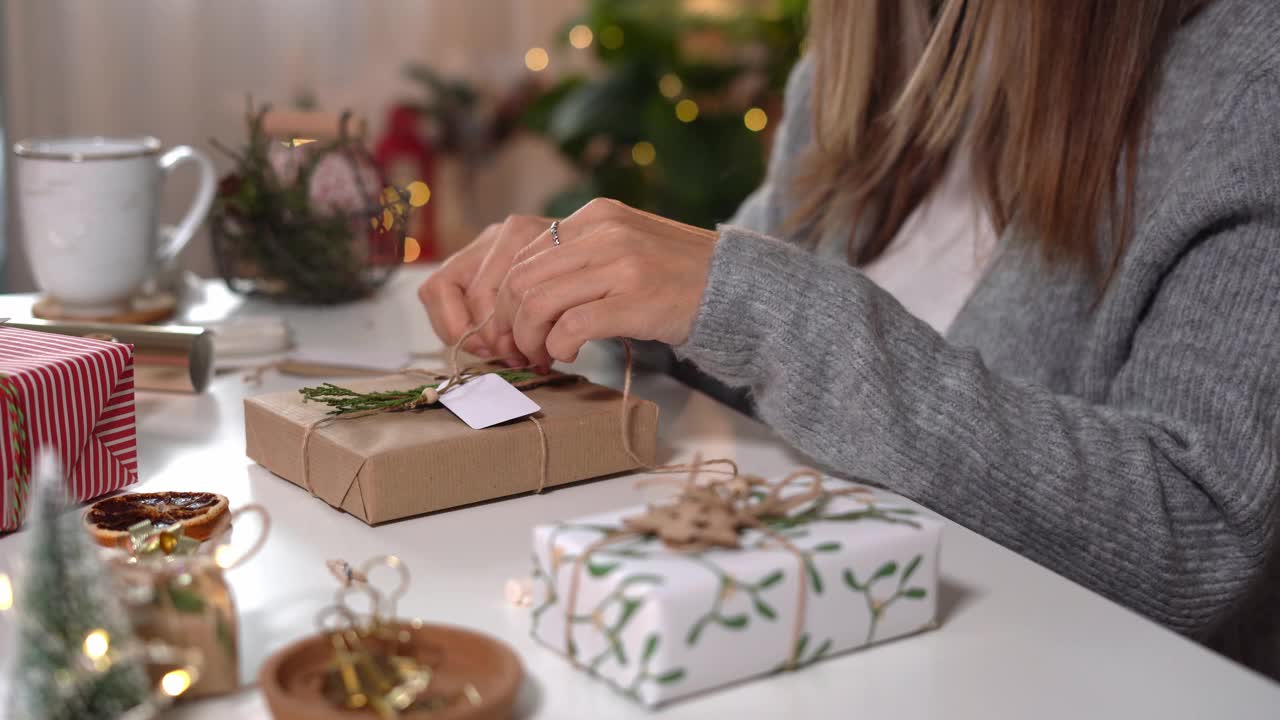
[418,214,553,360]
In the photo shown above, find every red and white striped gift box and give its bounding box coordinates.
[0,325,138,530]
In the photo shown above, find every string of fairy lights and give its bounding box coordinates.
[1,581,202,717]
[0,538,247,711]
[522,22,770,169]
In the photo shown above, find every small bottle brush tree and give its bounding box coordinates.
[6,454,150,720]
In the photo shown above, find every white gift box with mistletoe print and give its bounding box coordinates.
[529,480,943,706]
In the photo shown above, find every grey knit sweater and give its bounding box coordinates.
[672,0,1280,679]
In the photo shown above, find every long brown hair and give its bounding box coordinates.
[795,0,1204,275]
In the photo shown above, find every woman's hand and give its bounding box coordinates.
[418,214,552,359]
[493,198,718,368]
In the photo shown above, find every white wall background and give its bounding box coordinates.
[3,0,582,291]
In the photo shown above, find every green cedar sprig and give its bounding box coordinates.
[299,369,539,415]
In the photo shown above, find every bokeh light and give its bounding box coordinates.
[214,544,236,569]
[569,24,594,49]
[600,25,624,49]
[0,573,11,611]
[675,99,699,123]
[404,237,422,263]
[744,107,768,132]
[161,669,193,697]
[83,629,110,659]
[407,181,430,207]
[524,47,549,72]
[686,0,738,17]
[631,141,656,166]
[658,73,683,99]
[382,209,395,230]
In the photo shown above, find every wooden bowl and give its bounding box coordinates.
[259,622,522,720]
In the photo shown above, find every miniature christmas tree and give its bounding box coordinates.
[6,453,150,720]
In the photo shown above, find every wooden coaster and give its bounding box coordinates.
[33,292,178,324]
[259,622,523,720]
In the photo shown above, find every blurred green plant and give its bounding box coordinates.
[524,0,807,228]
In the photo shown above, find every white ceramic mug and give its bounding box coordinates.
[13,136,216,316]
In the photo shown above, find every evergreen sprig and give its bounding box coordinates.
[299,369,540,415]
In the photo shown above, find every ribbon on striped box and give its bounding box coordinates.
[0,325,138,530]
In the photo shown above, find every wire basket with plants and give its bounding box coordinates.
[209,103,409,304]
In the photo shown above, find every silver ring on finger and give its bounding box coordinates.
[550,220,561,246]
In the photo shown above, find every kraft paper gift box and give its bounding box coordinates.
[529,479,943,706]
[244,373,659,524]
[0,326,139,530]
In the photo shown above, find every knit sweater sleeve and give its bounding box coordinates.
[675,73,1280,635]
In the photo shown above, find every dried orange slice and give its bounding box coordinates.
[84,491,230,549]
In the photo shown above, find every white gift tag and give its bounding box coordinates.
[438,373,541,430]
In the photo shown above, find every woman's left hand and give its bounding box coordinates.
[493,198,718,369]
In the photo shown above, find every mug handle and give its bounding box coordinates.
[156,145,217,267]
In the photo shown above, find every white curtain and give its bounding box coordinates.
[4,0,581,290]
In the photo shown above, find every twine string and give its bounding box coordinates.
[293,311,841,671]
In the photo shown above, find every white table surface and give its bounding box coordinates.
[1,268,1278,719]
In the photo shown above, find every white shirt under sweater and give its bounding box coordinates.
[854,153,998,334]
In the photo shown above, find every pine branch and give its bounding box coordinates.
[299,369,540,415]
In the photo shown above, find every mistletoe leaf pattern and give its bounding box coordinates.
[843,553,929,645]
[642,634,660,663]
[532,490,934,703]
[758,570,784,588]
[588,561,620,577]
[873,561,898,579]
[805,559,824,595]
[753,598,777,620]
[901,555,922,584]
[792,633,810,662]
[842,569,861,590]
[617,597,642,627]
[811,638,833,662]
[657,669,686,685]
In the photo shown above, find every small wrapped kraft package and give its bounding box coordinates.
[1,325,138,530]
[111,505,269,699]
[529,472,943,706]
[244,371,658,524]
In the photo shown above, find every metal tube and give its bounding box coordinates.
[4,318,214,393]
